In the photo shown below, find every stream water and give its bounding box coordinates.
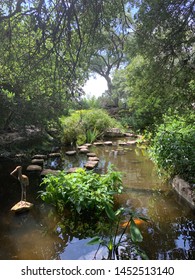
[0,138,195,260]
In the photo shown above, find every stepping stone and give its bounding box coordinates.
[41,169,60,176]
[88,156,99,161]
[79,148,89,153]
[118,141,127,146]
[84,143,92,147]
[31,159,44,166]
[11,201,33,213]
[87,153,96,157]
[65,151,77,156]
[67,167,81,173]
[104,141,112,145]
[78,145,88,149]
[32,154,47,159]
[93,142,104,146]
[48,153,61,158]
[126,140,137,145]
[26,165,42,172]
[84,161,98,169]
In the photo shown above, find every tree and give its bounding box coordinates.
[0,0,131,130]
[89,5,133,106]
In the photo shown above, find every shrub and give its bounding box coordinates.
[60,109,124,145]
[150,113,195,183]
[40,166,124,215]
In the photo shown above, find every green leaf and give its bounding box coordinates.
[130,219,143,243]
[105,204,116,221]
[87,236,102,245]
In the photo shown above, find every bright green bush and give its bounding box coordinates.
[150,113,195,183]
[60,109,124,145]
[40,166,124,215]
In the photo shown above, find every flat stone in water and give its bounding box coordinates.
[88,156,99,161]
[87,153,96,157]
[78,145,88,150]
[79,148,89,153]
[65,151,77,156]
[41,169,60,176]
[84,161,98,169]
[32,154,47,159]
[48,153,61,158]
[126,140,137,145]
[93,142,104,146]
[31,159,44,166]
[26,165,42,172]
[104,141,113,145]
[67,167,81,173]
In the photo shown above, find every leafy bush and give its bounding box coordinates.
[40,166,124,215]
[150,113,195,183]
[60,109,124,145]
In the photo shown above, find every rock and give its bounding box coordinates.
[118,141,127,146]
[172,176,195,209]
[88,156,99,161]
[79,148,89,154]
[87,153,96,157]
[11,201,33,213]
[67,167,81,173]
[84,161,98,169]
[78,145,88,150]
[65,151,77,156]
[93,142,104,146]
[32,154,47,159]
[41,169,60,176]
[48,153,61,158]
[84,143,92,147]
[126,140,137,145]
[104,128,125,137]
[31,159,44,166]
[104,141,112,145]
[26,165,42,172]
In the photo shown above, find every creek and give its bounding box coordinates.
[0,137,195,260]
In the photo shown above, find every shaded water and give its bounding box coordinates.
[0,138,194,260]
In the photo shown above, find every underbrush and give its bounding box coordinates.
[149,112,195,183]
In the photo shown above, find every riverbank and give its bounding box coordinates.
[172,176,195,210]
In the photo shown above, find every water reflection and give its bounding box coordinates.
[0,139,194,259]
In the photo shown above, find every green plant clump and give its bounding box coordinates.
[60,109,124,145]
[40,166,124,215]
[150,113,195,183]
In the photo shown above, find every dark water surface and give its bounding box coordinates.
[0,138,194,260]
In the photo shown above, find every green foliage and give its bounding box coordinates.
[88,207,149,259]
[150,112,195,183]
[40,166,124,215]
[60,109,124,145]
